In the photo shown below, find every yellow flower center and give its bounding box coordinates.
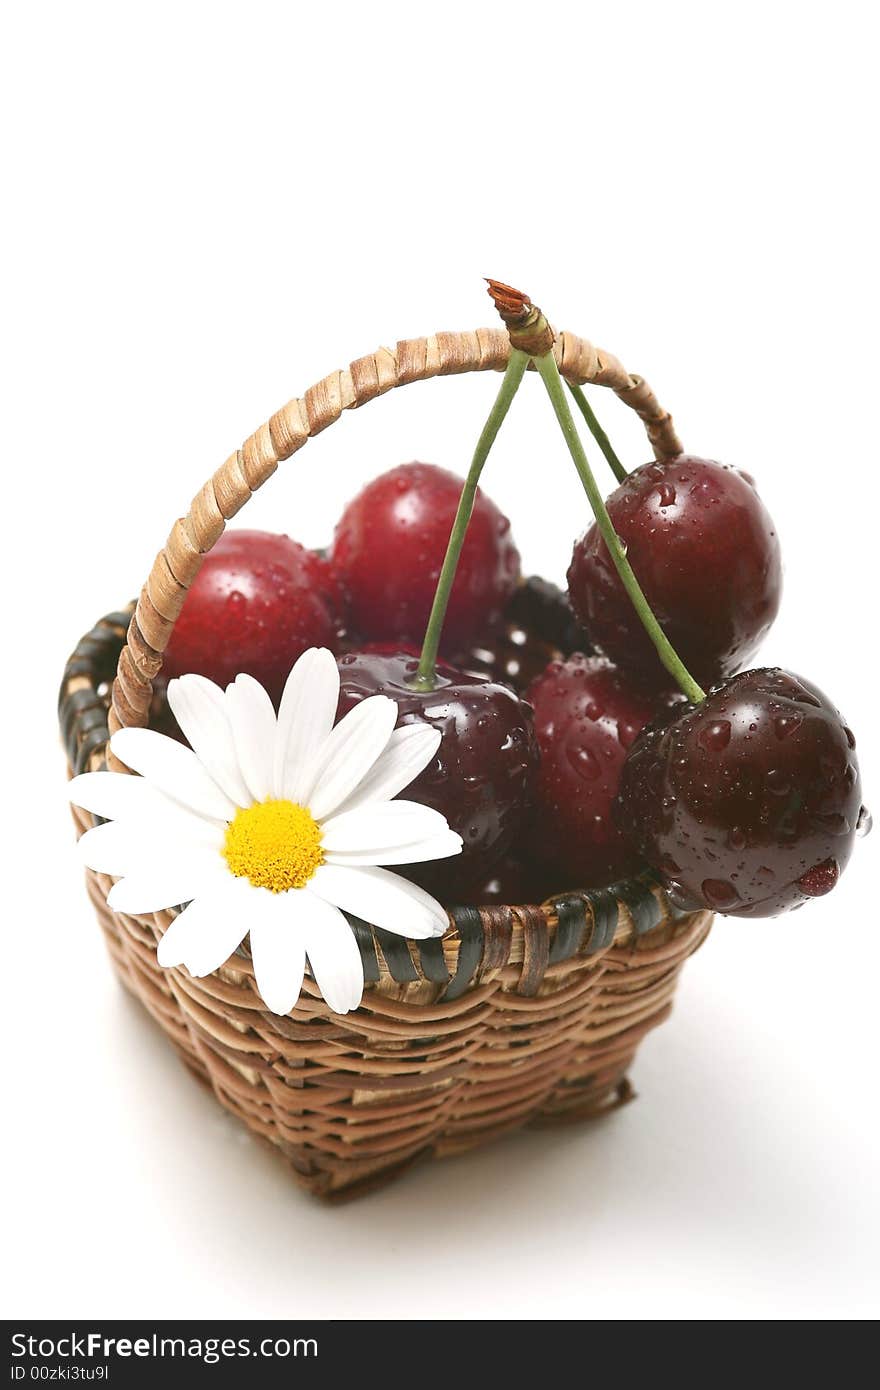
[222,799,324,892]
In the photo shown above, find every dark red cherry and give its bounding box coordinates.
[453,626,563,696]
[336,650,538,888]
[163,530,344,705]
[439,854,546,906]
[525,654,661,888]
[503,575,593,657]
[567,457,782,687]
[617,667,865,917]
[452,576,594,695]
[331,463,521,650]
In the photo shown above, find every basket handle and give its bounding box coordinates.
[108,325,681,743]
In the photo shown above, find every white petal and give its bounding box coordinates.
[110,728,236,822]
[224,674,277,803]
[166,675,252,806]
[307,697,398,821]
[248,890,308,1014]
[321,800,450,852]
[308,863,448,939]
[275,647,340,801]
[106,851,227,915]
[325,831,463,867]
[331,724,441,815]
[68,770,198,826]
[299,892,365,1014]
[78,817,225,876]
[156,876,251,976]
[77,821,138,875]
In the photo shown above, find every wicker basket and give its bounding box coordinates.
[60,324,713,1198]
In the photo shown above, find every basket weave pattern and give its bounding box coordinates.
[62,328,710,1197]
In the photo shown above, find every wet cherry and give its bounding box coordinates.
[438,854,549,906]
[454,625,566,698]
[453,576,592,695]
[336,649,538,891]
[162,530,344,706]
[331,463,521,650]
[567,457,782,688]
[525,654,662,888]
[617,667,865,917]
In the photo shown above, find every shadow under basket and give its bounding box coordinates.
[61,324,712,1199]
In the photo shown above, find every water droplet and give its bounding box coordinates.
[774,713,802,740]
[844,726,856,750]
[812,811,850,835]
[655,481,677,507]
[796,858,839,897]
[857,805,873,838]
[618,720,642,749]
[566,743,601,781]
[647,762,666,796]
[698,719,731,752]
[766,769,790,796]
[224,589,249,637]
[728,826,746,850]
[701,878,740,909]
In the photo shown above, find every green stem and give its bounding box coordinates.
[535,353,705,703]
[413,348,530,691]
[567,382,628,484]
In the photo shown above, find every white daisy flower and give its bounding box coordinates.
[68,648,461,1015]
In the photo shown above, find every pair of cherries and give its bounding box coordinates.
[546,457,862,914]
[161,455,864,917]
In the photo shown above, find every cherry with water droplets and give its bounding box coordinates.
[567,456,782,688]
[335,650,539,891]
[331,462,521,651]
[525,653,662,887]
[617,667,864,917]
[452,576,593,694]
[162,530,344,705]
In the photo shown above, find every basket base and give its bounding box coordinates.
[89,863,709,1198]
[117,957,640,1199]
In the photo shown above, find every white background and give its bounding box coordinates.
[3,1,878,1322]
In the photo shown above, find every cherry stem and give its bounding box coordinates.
[534,352,706,703]
[412,348,530,691]
[566,383,628,484]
